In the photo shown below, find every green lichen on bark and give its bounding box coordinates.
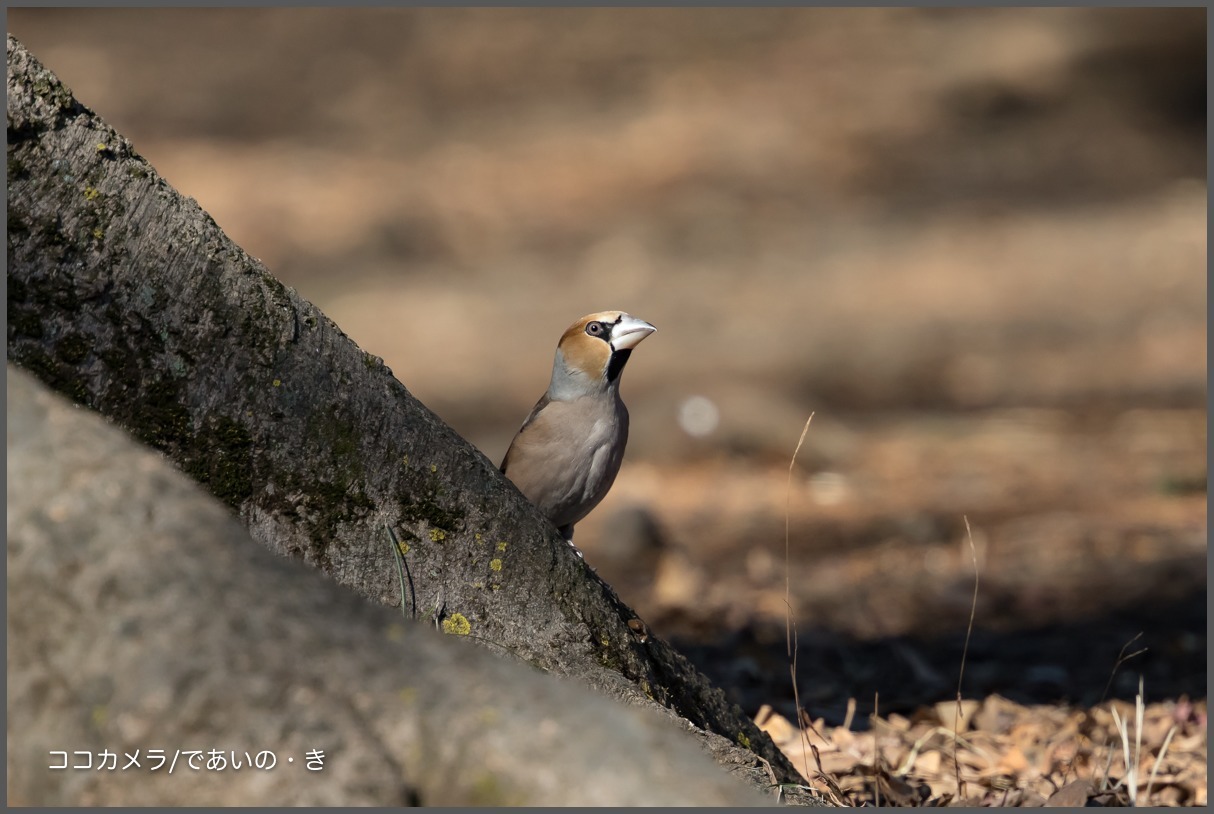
[182,414,256,510]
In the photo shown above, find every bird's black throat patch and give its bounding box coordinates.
[606,348,632,383]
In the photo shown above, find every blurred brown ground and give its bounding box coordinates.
[9,8,1205,728]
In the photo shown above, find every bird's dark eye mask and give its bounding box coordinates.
[584,316,622,340]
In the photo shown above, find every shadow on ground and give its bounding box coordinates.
[671,587,1206,729]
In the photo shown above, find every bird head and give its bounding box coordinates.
[548,311,656,400]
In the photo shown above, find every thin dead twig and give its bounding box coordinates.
[783,412,815,784]
[952,515,981,801]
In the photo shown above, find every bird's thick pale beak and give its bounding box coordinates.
[610,315,657,351]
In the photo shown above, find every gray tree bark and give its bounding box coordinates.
[6,34,819,803]
[7,364,771,806]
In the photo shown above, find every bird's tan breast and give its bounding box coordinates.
[501,393,629,529]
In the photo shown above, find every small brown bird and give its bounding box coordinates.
[501,311,656,544]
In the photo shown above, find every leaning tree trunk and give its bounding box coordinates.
[8,364,771,806]
[6,35,818,801]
